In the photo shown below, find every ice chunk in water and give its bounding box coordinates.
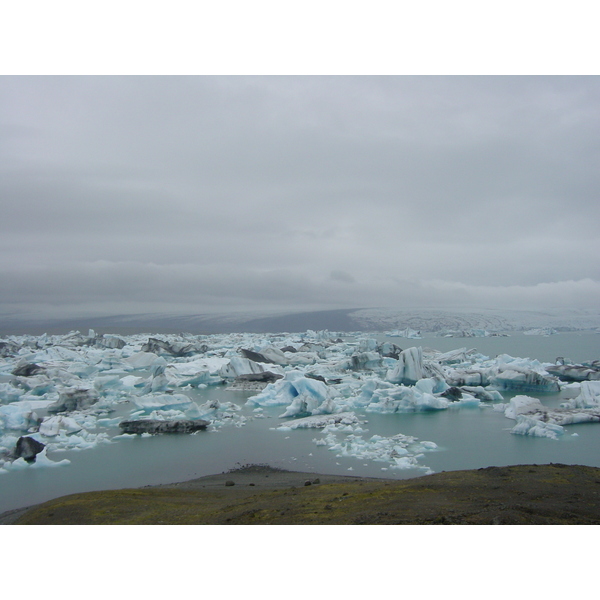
[510,416,564,439]
[563,381,600,408]
[39,415,83,437]
[132,393,194,410]
[386,347,424,385]
[275,412,359,430]
[491,369,560,393]
[247,370,338,417]
[0,403,41,431]
[504,395,547,420]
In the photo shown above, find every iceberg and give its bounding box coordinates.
[123,351,167,370]
[241,346,288,365]
[48,387,100,413]
[132,393,195,411]
[141,337,199,357]
[523,328,557,336]
[0,382,25,403]
[546,363,600,382]
[510,416,564,439]
[365,378,450,413]
[385,328,421,339]
[458,386,504,402]
[348,352,382,371]
[219,357,282,379]
[503,393,600,434]
[276,412,359,430]
[386,347,424,385]
[491,369,560,393]
[0,403,42,431]
[39,415,83,437]
[563,381,600,408]
[247,370,338,418]
[504,395,548,420]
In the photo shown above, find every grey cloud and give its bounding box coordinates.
[1,76,599,321]
[330,270,356,283]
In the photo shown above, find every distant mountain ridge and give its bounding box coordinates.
[2,307,600,336]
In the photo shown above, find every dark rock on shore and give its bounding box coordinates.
[119,419,210,435]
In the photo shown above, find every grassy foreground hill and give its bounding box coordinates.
[5,463,600,525]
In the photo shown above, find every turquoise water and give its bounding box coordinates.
[1,331,599,514]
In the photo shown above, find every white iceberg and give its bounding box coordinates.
[365,380,450,413]
[122,351,167,370]
[504,395,547,420]
[0,403,42,431]
[132,393,195,411]
[504,393,600,434]
[562,381,600,408]
[275,412,359,430]
[510,416,564,439]
[386,347,424,385]
[39,415,83,437]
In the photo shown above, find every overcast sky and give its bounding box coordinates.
[1,76,599,320]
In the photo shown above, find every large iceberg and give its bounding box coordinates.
[502,394,600,438]
[386,347,425,385]
[219,356,283,379]
[247,370,339,417]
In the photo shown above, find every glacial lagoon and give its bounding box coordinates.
[1,329,599,515]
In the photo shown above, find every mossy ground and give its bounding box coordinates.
[10,463,600,525]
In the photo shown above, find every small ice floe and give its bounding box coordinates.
[316,424,437,473]
[132,392,194,411]
[3,447,70,471]
[274,412,359,431]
